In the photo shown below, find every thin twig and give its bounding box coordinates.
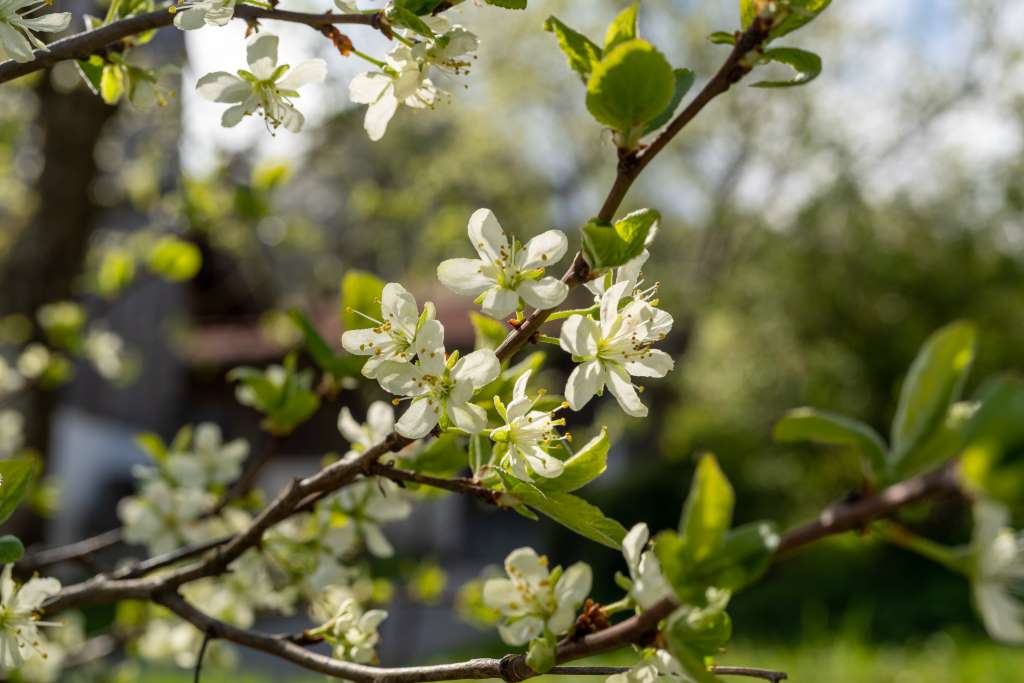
[711,666,788,682]
[194,631,213,683]
[367,461,502,506]
[0,7,384,84]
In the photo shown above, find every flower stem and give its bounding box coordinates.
[873,521,968,574]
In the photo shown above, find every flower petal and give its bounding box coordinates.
[221,103,249,128]
[565,360,604,412]
[396,398,440,439]
[517,277,568,310]
[413,319,446,376]
[559,315,600,358]
[363,91,398,141]
[624,349,674,378]
[452,349,500,388]
[0,22,36,62]
[622,523,650,571]
[376,361,427,396]
[480,286,519,320]
[437,258,492,296]
[606,363,646,417]
[449,401,488,434]
[366,401,395,437]
[278,59,326,90]
[519,230,568,270]
[246,33,279,80]
[173,6,208,30]
[196,71,250,103]
[498,617,544,646]
[348,71,391,104]
[467,208,508,264]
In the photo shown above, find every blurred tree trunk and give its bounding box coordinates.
[0,75,114,542]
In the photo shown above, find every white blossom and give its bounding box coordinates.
[438,209,569,320]
[490,369,567,481]
[375,325,500,439]
[606,649,691,683]
[83,328,127,380]
[559,281,674,417]
[585,250,650,302]
[118,479,212,555]
[0,0,70,63]
[483,547,591,645]
[164,422,249,489]
[322,477,412,558]
[348,45,439,142]
[0,410,23,458]
[196,33,326,133]
[324,597,387,664]
[0,358,24,397]
[621,523,673,610]
[0,565,61,671]
[171,0,235,31]
[16,344,49,380]
[341,282,440,380]
[971,500,1024,644]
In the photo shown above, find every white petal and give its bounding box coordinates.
[565,360,604,412]
[376,361,426,396]
[467,208,508,264]
[522,444,564,478]
[413,319,446,376]
[498,617,544,646]
[559,315,600,357]
[362,523,394,558]
[452,349,500,388]
[437,258,493,296]
[512,369,532,403]
[363,92,398,141]
[195,72,250,103]
[337,407,364,443]
[449,401,488,434]
[221,103,249,128]
[622,523,650,571]
[517,277,568,310]
[600,281,631,337]
[0,22,37,62]
[173,7,208,30]
[606,363,646,417]
[975,584,1024,644]
[12,576,61,611]
[505,547,547,583]
[246,33,279,79]
[480,286,519,320]
[348,71,391,104]
[519,230,568,270]
[555,562,592,604]
[482,578,518,610]
[624,349,674,378]
[396,398,440,439]
[366,401,395,436]
[280,103,305,133]
[278,59,326,90]
[21,11,71,32]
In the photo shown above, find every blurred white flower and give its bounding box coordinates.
[0,564,61,670]
[971,500,1024,644]
[348,46,438,142]
[118,479,212,555]
[0,410,24,458]
[483,547,591,645]
[585,250,650,302]
[165,422,249,489]
[338,401,395,462]
[559,281,674,417]
[0,0,70,63]
[438,209,569,320]
[196,33,326,133]
[323,478,411,558]
[606,649,689,683]
[0,358,24,397]
[341,282,439,379]
[172,0,235,30]
[490,370,567,481]
[324,597,387,664]
[83,328,126,381]
[16,344,49,380]
[621,523,673,610]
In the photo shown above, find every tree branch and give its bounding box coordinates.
[0,7,384,85]
[367,461,502,506]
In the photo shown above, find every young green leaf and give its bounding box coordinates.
[958,377,1024,508]
[708,31,737,45]
[100,64,125,105]
[0,535,24,564]
[677,454,735,565]
[690,521,779,593]
[585,39,675,137]
[773,407,888,481]
[770,0,833,39]
[543,16,602,82]
[76,55,105,95]
[526,634,556,673]
[147,237,202,282]
[388,6,435,38]
[582,208,660,270]
[665,601,733,658]
[0,459,39,525]
[469,311,509,350]
[740,0,758,28]
[891,321,977,468]
[536,427,609,493]
[288,309,359,379]
[642,68,695,136]
[750,47,822,88]
[506,481,627,548]
[603,2,638,53]
[485,0,527,8]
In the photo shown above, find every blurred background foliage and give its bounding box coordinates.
[2,0,1024,679]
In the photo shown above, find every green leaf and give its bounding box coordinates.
[770,0,832,39]
[134,432,168,463]
[506,481,627,548]
[76,55,105,95]
[893,401,976,480]
[642,68,695,136]
[0,459,38,525]
[147,237,202,282]
[582,208,659,270]
[740,0,757,28]
[96,248,136,298]
[890,321,977,467]
[751,47,822,88]
[537,428,608,493]
[543,16,602,82]
[959,378,1024,507]
[485,0,527,8]
[341,270,386,332]
[665,602,732,659]
[708,31,737,45]
[585,39,675,136]
[677,454,734,564]
[288,309,357,379]
[665,637,721,683]
[689,521,779,593]
[773,407,888,481]
[388,6,435,37]
[470,311,509,350]
[100,64,125,105]
[603,2,638,53]
[0,535,24,563]
[405,433,469,474]
[395,0,446,14]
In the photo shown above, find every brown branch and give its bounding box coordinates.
[711,666,788,682]
[0,7,384,85]
[18,527,122,573]
[367,461,502,506]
